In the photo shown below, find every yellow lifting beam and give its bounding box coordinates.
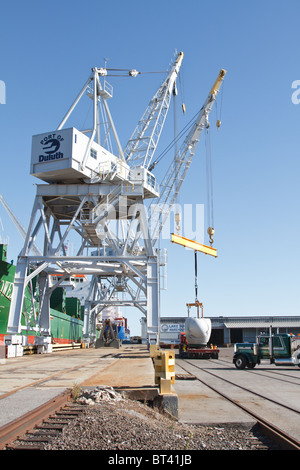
[171,233,217,258]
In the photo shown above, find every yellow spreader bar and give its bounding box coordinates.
[171,233,217,257]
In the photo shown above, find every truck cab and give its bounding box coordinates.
[233,333,300,369]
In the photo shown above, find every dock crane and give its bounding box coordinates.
[6,52,226,349]
[149,68,226,245]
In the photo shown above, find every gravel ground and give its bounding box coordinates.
[42,386,281,451]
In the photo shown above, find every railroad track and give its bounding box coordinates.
[177,358,300,451]
[0,346,147,450]
[217,357,300,383]
[0,349,120,448]
[0,391,84,450]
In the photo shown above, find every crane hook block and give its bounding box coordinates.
[216,119,221,130]
[207,227,215,245]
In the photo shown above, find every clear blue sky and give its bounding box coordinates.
[0,0,299,335]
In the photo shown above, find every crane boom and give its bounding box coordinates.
[149,69,226,244]
[124,52,184,170]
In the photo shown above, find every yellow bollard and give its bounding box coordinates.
[153,350,175,394]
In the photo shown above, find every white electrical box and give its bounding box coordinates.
[30,127,129,184]
[5,344,16,358]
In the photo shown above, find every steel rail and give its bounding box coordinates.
[216,357,300,383]
[0,391,71,450]
[177,359,300,451]
[0,350,126,449]
[184,359,300,416]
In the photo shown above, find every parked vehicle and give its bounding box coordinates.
[233,331,300,369]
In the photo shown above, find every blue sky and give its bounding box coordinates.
[0,0,299,335]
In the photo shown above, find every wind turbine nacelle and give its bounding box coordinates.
[30,127,129,184]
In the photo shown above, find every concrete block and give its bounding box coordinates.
[37,344,53,354]
[160,378,172,394]
[121,387,159,402]
[15,345,24,356]
[153,393,178,419]
[34,336,52,345]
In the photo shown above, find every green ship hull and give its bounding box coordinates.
[0,250,84,345]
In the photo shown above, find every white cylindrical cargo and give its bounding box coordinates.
[185,317,212,346]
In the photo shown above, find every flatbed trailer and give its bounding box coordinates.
[179,346,219,359]
[178,333,219,359]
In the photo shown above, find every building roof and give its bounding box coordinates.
[221,317,300,329]
[154,316,300,329]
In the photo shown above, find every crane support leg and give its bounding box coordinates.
[38,271,51,336]
[7,257,27,334]
[146,256,159,344]
[83,302,91,343]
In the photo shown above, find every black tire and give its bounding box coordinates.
[234,355,247,370]
[247,362,256,369]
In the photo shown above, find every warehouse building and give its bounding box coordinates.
[140,316,300,346]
